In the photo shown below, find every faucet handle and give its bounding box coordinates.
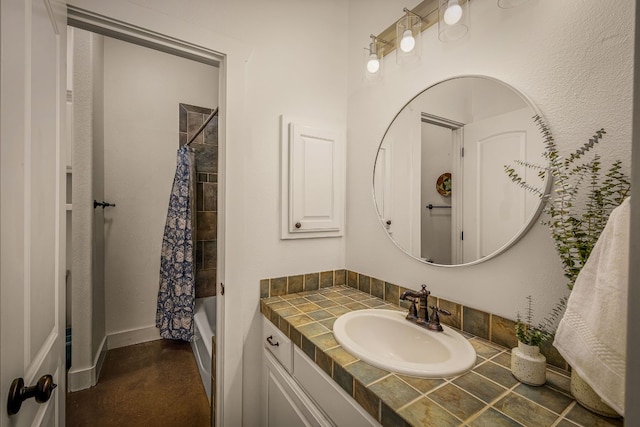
[427,305,450,332]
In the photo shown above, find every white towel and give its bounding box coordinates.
[553,197,630,416]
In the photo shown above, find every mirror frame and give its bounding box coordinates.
[372,75,552,267]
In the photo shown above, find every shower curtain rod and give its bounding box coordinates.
[186,107,219,146]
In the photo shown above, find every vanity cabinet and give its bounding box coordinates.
[262,318,331,427]
[262,317,380,427]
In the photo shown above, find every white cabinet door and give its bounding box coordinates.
[281,117,345,239]
[262,350,331,427]
[1,0,67,425]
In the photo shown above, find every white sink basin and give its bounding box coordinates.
[333,309,476,378]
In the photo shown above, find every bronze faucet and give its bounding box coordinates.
[400,284,451,331]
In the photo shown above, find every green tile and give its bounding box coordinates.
[277,306,301,318]
[269,310,280,326]
[358,274,371,293]
[348,270,358,288]
[469,339,502,358]
[491,315,518,349]
[304,273,319,291]
[287,297,308,306]
[307,309,333,321]
[398,397,460,427]
[271,277,287,296]
[363,298,387,308]
[309,332,338,351]
[332,296,355,305]
[469,408,524,427]
[492,352,512,369]
[385,282,400,305]
[493,393,558,427]
[349,292,373,301]
[371,278,384,299]
[297,302,321,313]
[326,346,358,366]
[315,299,339,309]
[368,376,421,411]
[304,293,326,303]
[354,381,380,420]
[474,361,519,388]
[334,269,346,286]
[260,279,270,298]
[289,327,302,348]
[287,275,304,294]
[397,375,444,394]
[326,306,350,317]
[333,362,354,395]
[301,335,316,361]
[316,350,333,376]
[555,420,579,427]
[463,306,490,340]
[452,371,507,404]
[438,298,462,329]
[320,270,334,288]
[564,402,623,427]
[319,317,336,330]
[381,402,411,427]
[297,322,329,338]
[545,369,571,395]
[268,300,293,311]
[345,360,389,386]
[286,313,314,327]
[344,301,368,311]
[514,383,573,415]
[428,383,485,421]
[278,318,290,337]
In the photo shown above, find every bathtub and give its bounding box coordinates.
[192,296,216,400]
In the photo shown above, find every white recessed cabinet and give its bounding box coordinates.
[281,116,345,239]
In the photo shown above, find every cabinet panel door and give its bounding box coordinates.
[266,369,312,427]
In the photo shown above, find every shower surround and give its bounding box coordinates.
[179,103,218,298]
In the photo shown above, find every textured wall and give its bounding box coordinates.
[346,0,633,323]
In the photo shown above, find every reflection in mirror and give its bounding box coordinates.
[373,76,549,266]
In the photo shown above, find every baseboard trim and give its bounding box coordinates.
[106,325,160,350]
[67,335,107,392]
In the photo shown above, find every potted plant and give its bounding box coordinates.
[506,116,630,410]
[511,296,554,386]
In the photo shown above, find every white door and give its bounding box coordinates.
[1,0,67,425]
[461,107,539,263]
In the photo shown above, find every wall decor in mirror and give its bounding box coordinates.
[373,76,551,266]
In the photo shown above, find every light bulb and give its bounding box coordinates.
[443,0,463,25]
[367,54,380,74]
[400,29,416,53]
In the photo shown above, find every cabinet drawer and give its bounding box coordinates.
[263,316,293,373]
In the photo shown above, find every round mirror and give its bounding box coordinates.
[373,76,550,266]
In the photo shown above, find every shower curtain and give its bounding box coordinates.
[156,145,197,341]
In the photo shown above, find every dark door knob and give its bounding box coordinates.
[295,222,301,229]
[7,375,57,415]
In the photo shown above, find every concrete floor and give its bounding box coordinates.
[67,339,210,427]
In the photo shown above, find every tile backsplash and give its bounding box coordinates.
[260,270,567,370]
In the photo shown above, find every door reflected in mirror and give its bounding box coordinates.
[373,76,550,266]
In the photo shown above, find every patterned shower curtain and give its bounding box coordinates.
[156,145,197,341]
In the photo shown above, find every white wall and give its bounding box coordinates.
[102,37,218,341]
[69,28,107,391]
[346,0,633,324]
[67,1,349,424]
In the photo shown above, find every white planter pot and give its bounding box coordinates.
[511,341,546,386]
[570,370,621,418]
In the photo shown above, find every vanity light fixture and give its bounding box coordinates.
[365,35,387,81]
[396,8,423,65]
[438,0,469,42]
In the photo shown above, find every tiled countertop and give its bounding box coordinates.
[260,286,623,427]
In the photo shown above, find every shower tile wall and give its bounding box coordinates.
[179,103,217,298]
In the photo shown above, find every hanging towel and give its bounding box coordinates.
[553,197,630,416]
[156,146,197,341]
